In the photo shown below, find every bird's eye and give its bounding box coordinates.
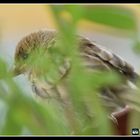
[21,53,28,60]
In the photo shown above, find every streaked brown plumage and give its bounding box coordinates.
[13,29,140,117]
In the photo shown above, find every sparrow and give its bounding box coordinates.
[12,29,140,118]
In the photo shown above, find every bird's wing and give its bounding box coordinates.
[77,36,140,113]
[78,36,139,83]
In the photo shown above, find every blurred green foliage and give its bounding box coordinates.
[0,5,140,136]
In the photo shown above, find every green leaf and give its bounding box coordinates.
[51,5,137,31]
[82,5,136,31]
[0,58,8,79]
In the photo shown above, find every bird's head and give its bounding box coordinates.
[13,30,57,77]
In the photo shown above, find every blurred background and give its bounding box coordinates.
[0,4,140,135]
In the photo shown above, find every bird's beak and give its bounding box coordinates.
[11,66,22,77]
[10,64,26,77]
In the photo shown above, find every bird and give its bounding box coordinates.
[12,29,140,119]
